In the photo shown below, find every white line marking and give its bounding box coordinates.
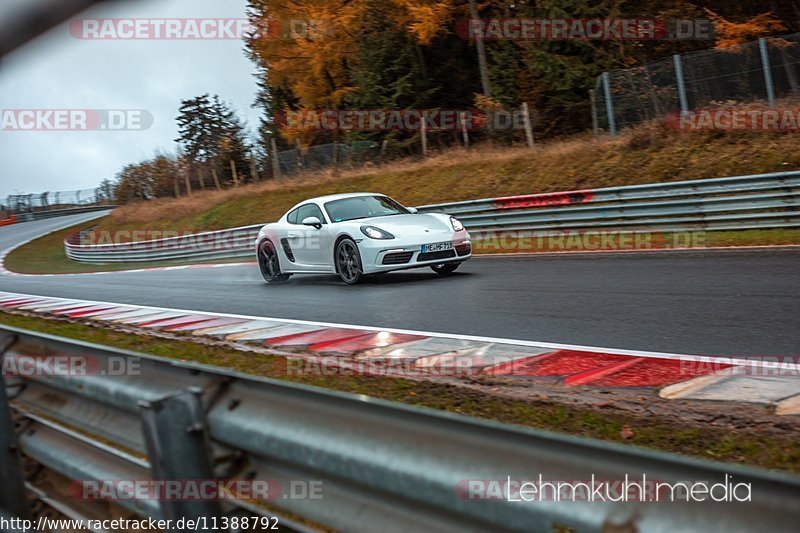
[1,289,796,370]
[474,244,800,258]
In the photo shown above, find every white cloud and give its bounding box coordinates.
[0,0,261,199]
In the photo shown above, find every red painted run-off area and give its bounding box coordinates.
[0,295,729,389]
[484,349,729,387]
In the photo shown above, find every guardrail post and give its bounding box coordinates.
[139,388,222,522]
[673,54,689,114]
[759,38,776,108]
[0,338,33,520]
[601,72,617,137]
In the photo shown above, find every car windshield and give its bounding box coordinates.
[324,196,409,223]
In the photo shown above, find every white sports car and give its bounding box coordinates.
[255,193,472,284]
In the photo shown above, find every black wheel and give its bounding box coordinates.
[335,238,364,285]
[430,262,460,276]
[258,240,291,283]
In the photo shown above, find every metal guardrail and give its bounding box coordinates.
[64,224,262,263]
[3,205,117,226]
[63,171,800,264]
[1,325,799,531]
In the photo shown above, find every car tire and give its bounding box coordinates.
[430,262,460,276]
[258,240,291,283]
[335,238,364,285]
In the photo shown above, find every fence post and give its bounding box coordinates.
[460,112,470,150]
[270,138,281,179]
[295,139,304,170]
[674,54,689,114]
[379,139,388,164]
[332,142,340,175]
[521,102,535,148]
[759,37,776,108]
[139,388,222,522]
[229,159,239,187]
[421,114,428,157]
[184,169,193,197]
[601,72,617,137]
[250,156,259,181]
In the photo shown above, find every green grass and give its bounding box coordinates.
[1,311,798,473]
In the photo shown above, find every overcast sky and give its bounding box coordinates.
[0,0,261,199]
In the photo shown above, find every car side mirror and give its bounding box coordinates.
[407,207,418,214]
[301,216,322,229]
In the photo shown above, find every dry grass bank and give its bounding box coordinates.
[98,124,800,234]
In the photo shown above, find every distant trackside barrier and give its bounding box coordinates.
[63,170,800,263]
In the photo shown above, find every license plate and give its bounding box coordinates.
[421,241,453,253]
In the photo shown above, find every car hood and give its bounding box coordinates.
[359,213,453,234]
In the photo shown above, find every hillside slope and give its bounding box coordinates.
[95,124,800,234]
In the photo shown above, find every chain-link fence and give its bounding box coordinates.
[275,141,383,177]
[2,187,114,216]
[593,33,800,135]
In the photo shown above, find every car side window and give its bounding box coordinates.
[286,208,299,224]
[296,203,326,224]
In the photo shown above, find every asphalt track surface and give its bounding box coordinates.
[0,213,798,357]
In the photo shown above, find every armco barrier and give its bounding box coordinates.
[1,325,799,531]
[63,171,800,263]
[8,205,116,225]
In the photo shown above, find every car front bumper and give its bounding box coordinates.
[359,233,472,274]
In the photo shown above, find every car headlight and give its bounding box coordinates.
[360,225,395,239]
[450,216,465,231]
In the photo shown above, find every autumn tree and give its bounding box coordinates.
[705,9,786,48]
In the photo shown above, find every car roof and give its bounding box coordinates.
[307,192,383,203]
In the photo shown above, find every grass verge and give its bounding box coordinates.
[1,311,798,473]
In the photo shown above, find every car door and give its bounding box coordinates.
[286,203,331,269]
